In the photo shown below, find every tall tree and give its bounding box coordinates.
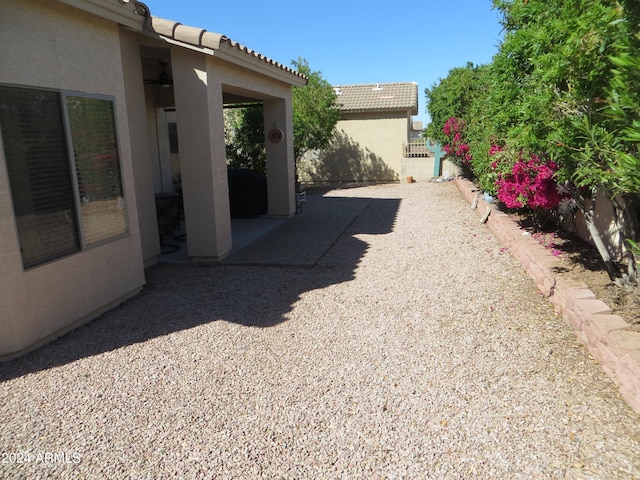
[290,57,341,163]
[425,62,487,145]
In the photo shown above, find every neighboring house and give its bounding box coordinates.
[298,82,418,183]
[0,0,306,359]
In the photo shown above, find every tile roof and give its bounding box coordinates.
[145,16,306,83]
[334,82,418,115]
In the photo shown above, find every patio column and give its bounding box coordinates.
[171,48,232,263]
[263,98,295,217]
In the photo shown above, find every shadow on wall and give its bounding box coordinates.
[0,194,401,381]
[299,130,398,183]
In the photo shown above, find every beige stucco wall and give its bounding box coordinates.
[0,0,145,358]
[154,52,296,261]
[120,28,162,267]
[401,157,460,182]
[561,190,625,262]
[170,47,233,262]
[299,111,408,183]
[336,112,408,179]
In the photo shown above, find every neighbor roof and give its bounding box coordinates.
[334,82,418,115]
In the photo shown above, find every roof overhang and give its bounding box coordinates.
[55,0,147,30]
[143,17,307,88]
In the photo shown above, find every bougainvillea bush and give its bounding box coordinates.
[442,117,472,168]
[490,147,568,210]
[426,1,640,286]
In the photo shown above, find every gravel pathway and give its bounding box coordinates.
[1,182,639,479]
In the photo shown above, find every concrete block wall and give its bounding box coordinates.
[401,157,459,183]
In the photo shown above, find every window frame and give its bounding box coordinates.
[0,83,130,269]
[61,90,129,251]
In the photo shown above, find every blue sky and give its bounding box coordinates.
[145,0,504,126]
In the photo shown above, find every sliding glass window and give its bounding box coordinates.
[0,85,127,269]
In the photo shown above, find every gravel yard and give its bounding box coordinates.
[1,182,639,479]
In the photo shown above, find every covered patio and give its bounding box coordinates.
[134,15,307,265]
[157,188,371,266]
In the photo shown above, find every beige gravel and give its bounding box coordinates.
[1,182,639,479]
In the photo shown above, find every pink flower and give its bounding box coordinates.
[493,152,569,210]
[489,144,503,156]
[443,117,472,166]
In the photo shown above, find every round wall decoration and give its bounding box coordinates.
[268,128,283,143]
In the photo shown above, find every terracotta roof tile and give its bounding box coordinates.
[146,16,305,82]
[334,82,418,115]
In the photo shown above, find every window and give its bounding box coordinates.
[0,86,127,269]
[66,95,127,245]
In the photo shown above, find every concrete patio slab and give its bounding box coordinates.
[222,192,370,266]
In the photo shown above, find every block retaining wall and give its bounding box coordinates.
[455,177,640,415]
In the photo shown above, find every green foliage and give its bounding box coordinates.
[291,58,342,162]
[425,62,488,145]
[225,58,340,175]
[225,105,267,175]
[425,0,640,285]
[425,0,638,197]
[424,63,494,188]
[489,0,637,197]
[605,37,640,195]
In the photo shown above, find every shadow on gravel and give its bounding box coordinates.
[0,196,401,381]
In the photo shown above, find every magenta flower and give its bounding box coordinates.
[442,117,472,166]
[493,151,569,210]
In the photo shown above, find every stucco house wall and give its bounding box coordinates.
[298,82,418,183]
[401,157,459,183]
[0,0,305,359]
[336,111,409,180]
[561,190,626,262]
[0,0,146,358]
[120,27,163,269]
